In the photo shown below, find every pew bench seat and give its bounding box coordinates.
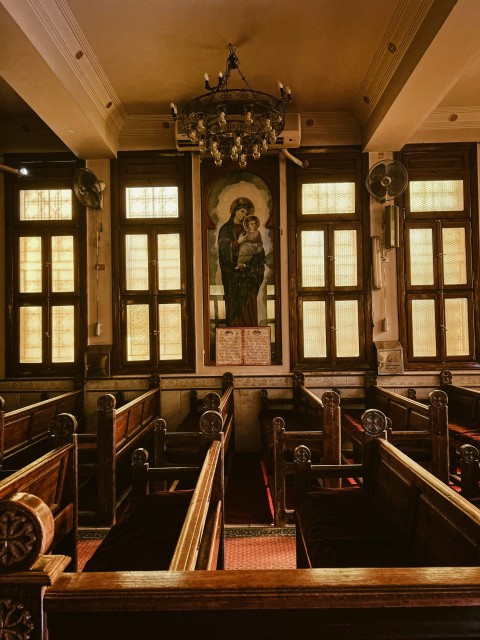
[295,408,480,570]
[83,489,194,572]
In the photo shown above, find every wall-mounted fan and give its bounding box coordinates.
[366,159,408,249]
[366,159,408,203]
[73,168,104,210]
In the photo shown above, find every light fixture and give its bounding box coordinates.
[0,163,28,177]
[170,43,292,168]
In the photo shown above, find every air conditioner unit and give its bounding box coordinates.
[175,112,301,151]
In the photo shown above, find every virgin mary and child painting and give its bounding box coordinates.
[207,171,274,332]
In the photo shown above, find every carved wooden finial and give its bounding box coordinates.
[429,389,448,408]
[322,390,340,408]
[200,410,223,438]
[203,392,221,410]
[50,412,77,439]
[273,416,285,431]
[132,448,149,466]
[294,445,311,464]
[97,393,116,411]
[0,492,53,573]
[361,408,387,437]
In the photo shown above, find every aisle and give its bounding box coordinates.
[224,452,273,525]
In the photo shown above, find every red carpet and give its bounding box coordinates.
[225,453,274,525]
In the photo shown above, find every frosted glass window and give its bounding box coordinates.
[267,299,275,319]
[445,298,469,356]
[302,183,355,215]
[20,190,72,220]
[301,230,324,287]
[19,237,42,293]
[409,228,434,285]
[126,187,179,218]
[335,300,360,357]
[127,304,150,361]
[442,227,467,285]
[157,234,181,290]
[334,230,357,287]
[159,303,182,360]
[411,299,437,357]
[125,235,149,290]
[19,307,42,363]
[409,180,463,212]
[51,306,75,362]
[51,236,74,292]
[302,300,326,358]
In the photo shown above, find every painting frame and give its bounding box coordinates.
[201,156,282,366]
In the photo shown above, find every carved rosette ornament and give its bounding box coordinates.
[273,417,285,431]
[0,597,34,639]
[50,412,77,439]
[440,369,453,386]
[429,389,448,408]
[0,494,53,572]
[154,418,167,434]
[203,392,221,410]
[361,409,387,437]
[132,448,149,466]
[460,444,479,464]
[322,390,340,409]
[200,411,222,437]
[364,371,377,387]
[294,445,311,464]
[293,371,305,387]
[97,394,116,412]
[223,372,234,388]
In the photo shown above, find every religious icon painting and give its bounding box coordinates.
[201,158,281,365]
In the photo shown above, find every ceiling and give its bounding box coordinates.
[1,0,480,158]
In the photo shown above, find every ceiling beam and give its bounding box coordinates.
[362,0,480,151]
[0,0,125,158]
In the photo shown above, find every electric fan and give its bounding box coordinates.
[73,168,104,210]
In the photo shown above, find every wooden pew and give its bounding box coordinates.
[81,414,225,573]
[175,372,234,432]
[155,381,235,480]
[342,373,449,483]
[439,370,480,479]
[0,389,83,472]
[77,377,160,527]
[0,412,78,571]
[270,389,341,526]
[0,420,224,638]
[3,412,480,640]
[294,408,480,570]
[42,567,480,640]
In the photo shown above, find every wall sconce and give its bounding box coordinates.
[0,163,28,177]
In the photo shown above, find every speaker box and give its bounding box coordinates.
[383,204,400,248]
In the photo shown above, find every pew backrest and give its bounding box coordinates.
[0,390,82,469]
[0,412,78,572]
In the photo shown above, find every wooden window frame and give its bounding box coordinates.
[5,154,86,377]
[112,153,194,374]
[287,148,373,371]
[398,143,480,369]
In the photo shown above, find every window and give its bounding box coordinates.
[5,155,86,376]
[112,154,194,373]
[398,144,479,367]
[287,150,372,370]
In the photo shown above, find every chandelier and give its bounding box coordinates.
[170,43,292,168]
